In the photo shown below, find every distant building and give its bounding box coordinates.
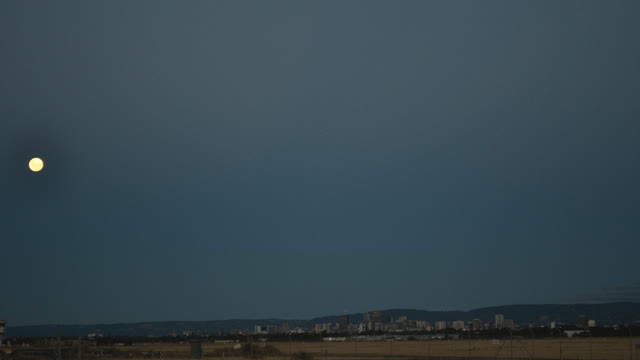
[384,322,403,332]
[435,321,447,330]
[564,330,588,338]
[339,316,349,331]
[495,314,504,329]
[550,321,556,329]
[452,320,465,330]
[372,311,384,324]
[278,323,290,334]
[315,323,332,333]
[588,320,596,328]
[363,313,371,323]
[503,319,515,330]
[472,318,483,330]
[254,325,278,334]
[578,315,588,329]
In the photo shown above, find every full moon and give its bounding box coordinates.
[28,157,44,172]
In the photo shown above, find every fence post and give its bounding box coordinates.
[190,339,203,360]
[57,334,62,360]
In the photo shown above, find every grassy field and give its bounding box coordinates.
[4,338,640,360]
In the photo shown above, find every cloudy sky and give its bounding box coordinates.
[1,0,639,326]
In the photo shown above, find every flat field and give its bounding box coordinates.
[5,338,640,360]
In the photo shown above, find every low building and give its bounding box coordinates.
[564,330,588,338]
[578,315,588,329]
[503,319,515,330]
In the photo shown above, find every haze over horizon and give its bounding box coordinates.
[2,1,639,327]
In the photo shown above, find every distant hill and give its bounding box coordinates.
[8,302,640,337]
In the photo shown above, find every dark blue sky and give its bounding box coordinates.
[1,1,639,326]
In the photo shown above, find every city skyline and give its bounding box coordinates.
[5,302,640,332]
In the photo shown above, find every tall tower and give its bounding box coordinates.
[338,315,349,331]
[495,314,504,329]
[372,311,384,324]
[363,313,371,323]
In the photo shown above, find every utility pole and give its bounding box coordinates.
[510,338,512,360]
[77,336,82,360]
[629,327,633,360]
[354,338,357,357]
[325,341,328,360]
[57,333,62,360]
[530,326,535,360]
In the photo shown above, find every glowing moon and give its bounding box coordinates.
[28,157,44,172]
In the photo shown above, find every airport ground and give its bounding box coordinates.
[4,337,640,360]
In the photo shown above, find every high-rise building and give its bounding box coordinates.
[363,313,371,323]
[452,320,465,330]
[472,318,483,330]
[588,320,596,328]
[278,323,290,334]
[315,323,332,333]
[339,315,349,331]
[372,311,384,324]
[495,314,504,329]
[435,321,447,330]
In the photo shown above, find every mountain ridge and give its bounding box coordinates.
[7,302,640,337]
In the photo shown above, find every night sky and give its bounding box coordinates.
[1,1,639,326]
